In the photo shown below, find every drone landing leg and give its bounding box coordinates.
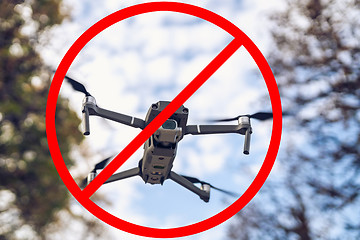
[104,167,140,184]
[169,171,210,202]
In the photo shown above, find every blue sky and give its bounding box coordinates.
[41,0,285,239]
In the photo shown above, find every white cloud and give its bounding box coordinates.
[145,55,174,83]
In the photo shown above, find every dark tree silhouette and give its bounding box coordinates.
[228,0,360,239]
[0,1,104,239]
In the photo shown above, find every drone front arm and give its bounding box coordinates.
[184,121,252,155]
[82,96,145,135]
[184,124,246,135]
[89,106,146,129]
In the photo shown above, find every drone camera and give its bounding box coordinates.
[162,119,177,129]
[154,119,182,143]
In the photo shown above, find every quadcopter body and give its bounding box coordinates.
[141,101,187,185]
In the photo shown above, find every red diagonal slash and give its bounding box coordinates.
[81,37,243,198]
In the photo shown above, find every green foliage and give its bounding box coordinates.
[0,0,94,238]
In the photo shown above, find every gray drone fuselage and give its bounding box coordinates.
[141,101,189,185]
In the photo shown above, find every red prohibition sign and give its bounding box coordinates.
[46,1,282,238]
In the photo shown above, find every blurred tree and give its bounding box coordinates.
[228,0,359,239]
[0,0,104,239]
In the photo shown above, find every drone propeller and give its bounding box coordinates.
[209,112,273,122]
[64,75,91,96]
[80,156,113,188]
[181,175,238,197]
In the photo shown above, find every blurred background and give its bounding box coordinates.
[0,0,359,239]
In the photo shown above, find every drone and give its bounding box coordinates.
[63,75,273,202]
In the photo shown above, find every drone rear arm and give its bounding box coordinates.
[82,96,145,135]
[169,171,210,202]
[104,167,140,184]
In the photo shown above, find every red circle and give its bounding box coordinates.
[46,2,282,238]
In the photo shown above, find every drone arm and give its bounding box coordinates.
[184,120,252,155]
[82,96,145,135]
[169,171,210,202]
[184,124,245,135]
[104,167,140,184]
[90,106,146,129]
